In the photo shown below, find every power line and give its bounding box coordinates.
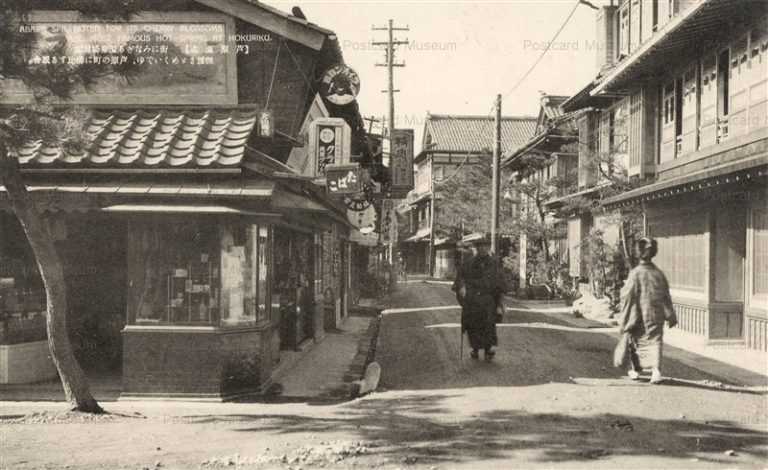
[465,0,584,152]
[500,0,582,102]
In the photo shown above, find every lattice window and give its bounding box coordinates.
[650,214,706,290]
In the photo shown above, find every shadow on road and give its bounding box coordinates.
[185,393,768,467]
[378,307,744,392]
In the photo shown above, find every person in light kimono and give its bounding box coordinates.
[618,237,678,384]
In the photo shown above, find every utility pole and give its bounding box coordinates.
[428,168,436,277]
[363,115,381,134]
[372,20,408,268]
[491,94,502,254]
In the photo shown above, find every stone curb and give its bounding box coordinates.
[332,312,383,399]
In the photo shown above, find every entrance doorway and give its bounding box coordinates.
[59,214,127,373]
[712,205,746,339]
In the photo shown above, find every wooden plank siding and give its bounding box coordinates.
[699,54,719,149]
[680,65,698,156]
[577,112,600,189]
[729,34,750,139]
[628,91,643,175]
[748,18,768,138]
[660,80,677,164]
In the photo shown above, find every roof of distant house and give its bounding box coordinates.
[420,114,537,156]
[539,95,569,121]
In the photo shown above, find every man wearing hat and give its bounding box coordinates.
[454,235,505,360]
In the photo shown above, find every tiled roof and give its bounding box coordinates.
[423,114,537,154]
[13,109,258,167]
[540,95,569,121]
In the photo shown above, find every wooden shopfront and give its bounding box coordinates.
[1,166,350,398]
[0,0,377,394]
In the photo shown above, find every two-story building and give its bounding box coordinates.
[563,0,768,351]
[501,95,588,289]
[401,113,536,278]
[0,0,381,396]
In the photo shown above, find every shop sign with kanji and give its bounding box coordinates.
[326,164,362,195]
[390,129,414,195]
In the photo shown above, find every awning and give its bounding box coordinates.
[461,232,485,243]
[406,191,432,206]
[0,180,274,197]
[604,154,768,207]
[403,227,431,243]
[101,204,278,218]
[271,189,327,212]
[350,228,379,247]
[544,184,607,208]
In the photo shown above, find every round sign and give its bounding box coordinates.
[319,128,335,144]
[320,64,361,106]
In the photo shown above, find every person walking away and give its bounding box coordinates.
[455,237,504,361]
[452,242,472,360]
[452,241,472,317]
[617,237,678,384]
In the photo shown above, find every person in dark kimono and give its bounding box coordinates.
[618,237,678,384]
[454,237,504,361]
[452,241,472,304]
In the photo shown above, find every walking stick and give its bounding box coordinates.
[460,328,463,362]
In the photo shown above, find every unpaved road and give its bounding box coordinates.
[1,282,766,469]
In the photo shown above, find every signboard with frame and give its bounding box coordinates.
[390,129,415,194]
[258,110,274,138]
[309,118,351,178]
[2,11,238,106]
[319,64,361,106]
[380,198,394,244]
[326,164,363,195]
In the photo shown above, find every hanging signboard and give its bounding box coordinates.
[380,199,393,244]
[258,110,274,138]
[2,11,237,106]
[320,64,361,106]
[390,129,414,196]
[309,118,351,178]
[326,164,363,195]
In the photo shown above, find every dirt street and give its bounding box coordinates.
[1,282,767,470]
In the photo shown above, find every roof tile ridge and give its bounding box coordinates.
[176,109,211,167]
[133,110,164,166]
[154,110,187,166]
[93,111,138,164]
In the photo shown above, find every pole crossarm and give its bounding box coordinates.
[371,18,410,265]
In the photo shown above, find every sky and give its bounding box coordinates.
[270,0,612,151]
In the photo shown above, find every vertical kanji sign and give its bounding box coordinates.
[391,129,414,194]
[309,118,352,178]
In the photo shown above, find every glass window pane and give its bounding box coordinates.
[258,226,269,322]
[220,224,255,326]
[130,220,219,326]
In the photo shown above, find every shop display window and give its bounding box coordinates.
[220,224,271,326]
[129,219,273,327]
[0,215,47,344]
[131,220,221,326]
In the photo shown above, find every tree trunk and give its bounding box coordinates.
[619,221,635,270]
[0,144,102,413]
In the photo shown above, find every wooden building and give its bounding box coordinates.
[0,0,378,397]
[501,95,585,289]
[401,113,536,278]
[563,0,768,351]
